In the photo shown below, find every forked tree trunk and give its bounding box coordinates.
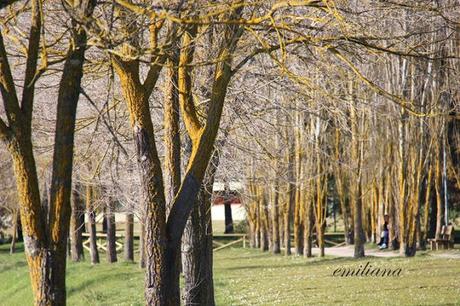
[112,6,242,304]
[182,143,219,306]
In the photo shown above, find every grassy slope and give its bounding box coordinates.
[1,244,459,306]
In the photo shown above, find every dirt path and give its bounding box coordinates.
[310,245,399,257]
[310,245,460,258]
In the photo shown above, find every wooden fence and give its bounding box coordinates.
[80,233,247,253]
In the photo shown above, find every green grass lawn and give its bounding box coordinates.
[1,243,459,306]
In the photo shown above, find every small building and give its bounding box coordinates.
[212,181,245,233]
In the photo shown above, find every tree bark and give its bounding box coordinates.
[303,193,313,258]
[182,158,216,306]
[434,143,443,238]
[224,202,234,234]
[333,129,351,245]
[105,204,117,263]
[259,187,270,251]
[124,213,134,262]
[421,163,433,247]
[139,222,146,268]
[9,209,18,254]
[271,180,281,254]
[86,184,99,264]
[70,186,84,262]
[350,81,365,258]
[284,126,295,256]
[293,109,303,255]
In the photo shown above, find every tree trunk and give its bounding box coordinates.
[139,222,146,268]
[10,140,52,304]
[293,109,303,255]
[314,174,326,258]
[434,146,443,238]
[353,192,365,258]
[271,180,281,254]
[86,184,99,264]
[293,186,303,255]
[303,195,313,258]
[284,186,294,256]
[334,131,352,245]
[124,213,134,262]
[0,1,94,302]
[350,81,365,258]
[17,214,23,242]
[259,188,270,252]
[421,163,433,248]
[106,204,117,263]
[182,170,216,306]
[224,202,234,234]
[249,221,256,248]
[284,127,295,256]
[9,209,18,254]
[112,7,242,303]
[179,127,212,305]
[70,186,84,262]
[398,109,408,256]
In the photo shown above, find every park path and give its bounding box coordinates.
[309,245,460,258]
[311,245,399,258]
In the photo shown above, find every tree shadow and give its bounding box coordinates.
[0,244,25,254]
[67,271,138,295]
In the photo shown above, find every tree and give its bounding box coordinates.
[0,1,95,303]
[70,185,85,262]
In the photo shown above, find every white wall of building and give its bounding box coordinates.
[211,204,246,221]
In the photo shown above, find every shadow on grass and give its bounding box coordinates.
[0,282,31,302]
[222,256,353,271]
[0,244,25,253]
[0,259,28,275]
[68,271,133,295]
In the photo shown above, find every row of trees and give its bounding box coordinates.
[243,4,460,258]
[0,1,458,305]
